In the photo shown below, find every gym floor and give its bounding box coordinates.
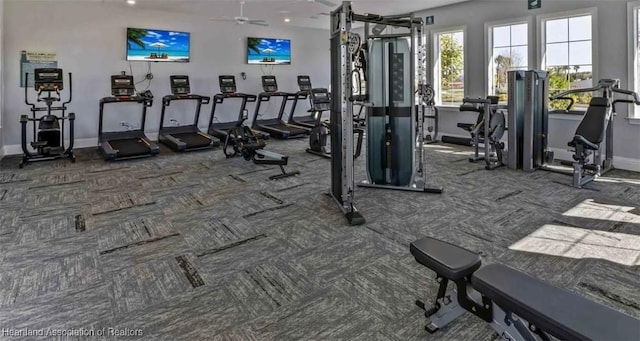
[0,139,638,340]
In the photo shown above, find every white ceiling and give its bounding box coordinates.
[16,0,470,29]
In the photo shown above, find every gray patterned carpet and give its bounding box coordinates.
[0,138,639,340]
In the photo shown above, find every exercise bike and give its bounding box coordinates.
[223,111,299,180]
[458,96,506,170]
[20,68,76,168]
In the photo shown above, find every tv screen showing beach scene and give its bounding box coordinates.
[127,28,190,62]
[247,37,291,65]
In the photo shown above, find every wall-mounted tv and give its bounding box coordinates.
[127,28,190,62]
[247,37,291,65]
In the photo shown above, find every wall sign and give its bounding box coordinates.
[20,50,58,87]
[528,0,541,10]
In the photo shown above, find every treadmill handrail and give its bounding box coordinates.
[162,94,211,106]
[100,96,153,107]
[214,93,257,103]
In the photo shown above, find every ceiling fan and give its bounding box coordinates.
[210,1,268,26]
[304,0,337,7]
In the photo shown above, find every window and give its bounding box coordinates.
[628,2,640,118]
[488,22,528,103]
[539,9,596,109]
[433,28,465,106]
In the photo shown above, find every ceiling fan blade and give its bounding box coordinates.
[315,0,337,7]
[248,19,266,23]
[249,21,269,26]
[318,12,330,16]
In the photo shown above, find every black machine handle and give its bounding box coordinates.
[549,82,609,100]
[460,97,491,113]
[24,73,37,111]
[63,72,73,106]
[612,87,640,104]
[549,96,575,111]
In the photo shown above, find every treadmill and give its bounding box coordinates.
[159,75,219,152]
[251,75,310,139]
[98,75,159,160]
[286,75,317,129]
[208,75,270,141]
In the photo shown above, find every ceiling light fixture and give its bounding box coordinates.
[284,18,291,22]
[127,0,136,5]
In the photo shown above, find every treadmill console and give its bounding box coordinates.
[219,75,237,94]
[111,75,136,97]
[170,75,190,95]
[311,89,331,111]
[297,75,312,92]
[262,75,278,93]
[34,68,64,92]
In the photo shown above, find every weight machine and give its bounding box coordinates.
[329,1,442,225]
[507,70,640,188]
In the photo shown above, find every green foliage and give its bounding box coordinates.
[439,34,463,89]
[127,28,147,50]
[247,38,261,54]
[548,66,592,110]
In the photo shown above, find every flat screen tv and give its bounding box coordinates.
[127,28,190,62]
[247,37,291,65]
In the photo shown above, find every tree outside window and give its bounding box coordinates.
[438,31,464,105]
[490,23,528,103]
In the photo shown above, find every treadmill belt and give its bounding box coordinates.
[269,124,307,136]
[172,132,212,148]
[294,116,315,124]
[109,138,151,157]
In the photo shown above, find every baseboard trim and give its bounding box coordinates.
[548,147,640,172]
[613,156,640,173]
[2,133,160,157]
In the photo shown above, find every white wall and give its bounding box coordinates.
[418,0,640,168]
[2,1,330,153]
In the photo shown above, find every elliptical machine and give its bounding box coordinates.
[307,89,332,158]
[307,88,363,159]
[20,68,75,168]
[458,96,506,170]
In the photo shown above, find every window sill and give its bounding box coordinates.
[436,105,462,110]
[625,116,640,125]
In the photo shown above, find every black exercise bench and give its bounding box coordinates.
[410,237,640,340]
[568,97,611,188]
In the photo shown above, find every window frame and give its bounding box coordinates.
[628,1,640,121]
[536,7,598,111]
[431,25,467,107]
[484,16,533,101]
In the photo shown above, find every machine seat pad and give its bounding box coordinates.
[568,135,600,150]
[410,237,481,280]
[457,123,475,131]
[471,264,640,341]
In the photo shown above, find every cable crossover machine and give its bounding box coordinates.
[329,1,442,225]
